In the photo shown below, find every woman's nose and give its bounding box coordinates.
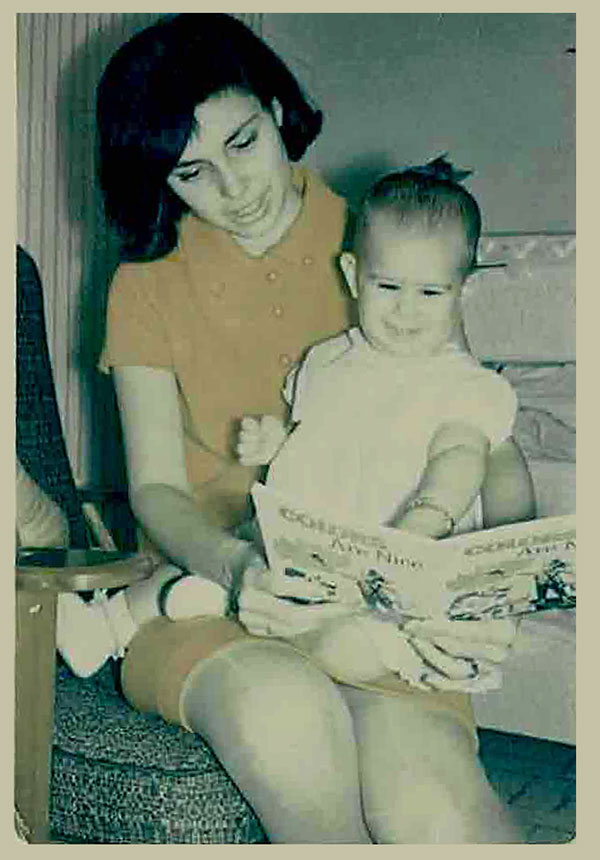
[218,163,246,199]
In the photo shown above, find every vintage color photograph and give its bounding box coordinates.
[15,11,575,844]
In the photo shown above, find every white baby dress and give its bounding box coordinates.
[267,328,517,530]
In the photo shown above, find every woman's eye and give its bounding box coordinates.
[378,283,400,291]
[422,288,444,297]
[173,165,209,183]
[232,129,258,151]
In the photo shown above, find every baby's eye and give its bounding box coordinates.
[378,282,401,291]
[422,287,445,297]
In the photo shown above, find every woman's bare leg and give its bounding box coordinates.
[181,640,372,844]
[340,685,523,844]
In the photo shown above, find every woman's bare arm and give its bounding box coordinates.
[113,366,256,588]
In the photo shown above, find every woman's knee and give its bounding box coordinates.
[180,639,371,843]
[181,640,354,754]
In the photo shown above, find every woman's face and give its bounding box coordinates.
[167,90,298,249]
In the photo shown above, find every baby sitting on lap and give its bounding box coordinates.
[230,156,518,688]
[240,157,515,537]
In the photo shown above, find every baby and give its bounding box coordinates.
[229,157,518,688]
[239,157,516,538]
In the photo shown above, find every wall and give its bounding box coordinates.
[262,13,575,232]
[17,13,164,485]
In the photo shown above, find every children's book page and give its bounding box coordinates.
[251,483,575,624]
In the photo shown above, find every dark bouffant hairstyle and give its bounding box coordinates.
[356,156,482,275]
[97,14,323,260]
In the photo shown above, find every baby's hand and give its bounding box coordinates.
[236,415,287,466]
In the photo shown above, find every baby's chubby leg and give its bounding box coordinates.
[56,563,184,678]
[58,522,275,677]
[57,563,228,678]
[290,615,392,686]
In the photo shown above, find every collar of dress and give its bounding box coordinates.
[175,167,333,264]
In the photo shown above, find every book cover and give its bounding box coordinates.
[251,483,575,624]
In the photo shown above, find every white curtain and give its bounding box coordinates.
[16,12,261,487]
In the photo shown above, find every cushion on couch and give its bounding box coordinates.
[50,663,268,844]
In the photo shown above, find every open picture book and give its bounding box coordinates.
[251,483,575,625]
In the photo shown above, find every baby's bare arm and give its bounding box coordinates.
[392,422,489,538]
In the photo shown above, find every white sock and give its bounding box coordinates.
[124,563,182,627]
[161,575,227,620]
[56,590,137,678]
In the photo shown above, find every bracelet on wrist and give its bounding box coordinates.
[405,497,456,537]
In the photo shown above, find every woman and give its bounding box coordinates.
[72,14,535,843]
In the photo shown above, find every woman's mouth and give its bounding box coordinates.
[230,189,270,225]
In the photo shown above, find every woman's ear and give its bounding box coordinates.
[271,97,284,127]
[339,252,359,299]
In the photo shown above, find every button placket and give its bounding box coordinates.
[264,265,285,321]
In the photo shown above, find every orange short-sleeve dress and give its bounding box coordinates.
[100,168,351,527]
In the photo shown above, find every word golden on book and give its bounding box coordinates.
[251,483,575,624]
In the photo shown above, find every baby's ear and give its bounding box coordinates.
[339,252,358,299]
[459,268,483,298]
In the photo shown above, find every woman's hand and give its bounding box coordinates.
[238,557,356,639]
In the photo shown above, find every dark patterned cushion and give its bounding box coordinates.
[50,664,268,843]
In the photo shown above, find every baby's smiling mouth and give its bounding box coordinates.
[384,321,422,337]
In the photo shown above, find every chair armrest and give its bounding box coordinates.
[15,550,155,593]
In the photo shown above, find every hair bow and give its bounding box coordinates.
[408,154,472,184]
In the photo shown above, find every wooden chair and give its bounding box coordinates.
[15,550,153,842]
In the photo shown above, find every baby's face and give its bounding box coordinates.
[343,215,467,358]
